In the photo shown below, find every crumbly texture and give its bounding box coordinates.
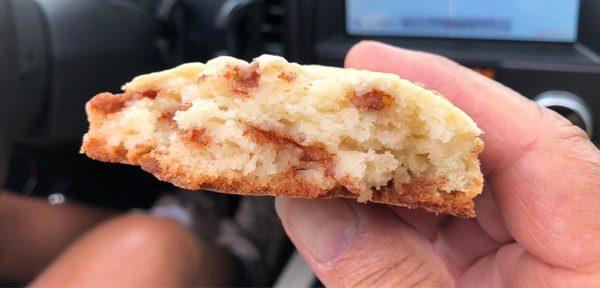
[81,55,484,217]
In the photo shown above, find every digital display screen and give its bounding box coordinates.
[346,0,580,42]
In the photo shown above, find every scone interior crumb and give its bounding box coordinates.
[83,55,483,204]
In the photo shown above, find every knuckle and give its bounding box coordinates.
[541,107,589,143]
[539,107,600,170]
[106,215,189,252]
[540,105,600,178]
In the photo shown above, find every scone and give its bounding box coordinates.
[81,55,484,217]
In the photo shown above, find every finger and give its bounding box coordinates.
[390,185,512,265]
[459,243,599,287]
[387,206,449,241]
[431,185,515,277]
[275,198,454,287]
[473,185,512,244]
[345,41,600,271]
[433,218,503,277]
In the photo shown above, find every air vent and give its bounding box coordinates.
[261,0,285,55]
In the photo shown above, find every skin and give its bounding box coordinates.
[0,192,237,286]
[1,147,229,285]
[0,192,115,283]
[276,41,600,286]
[31,214,237,287]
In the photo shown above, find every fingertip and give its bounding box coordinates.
[275,198,359,264]
[387,206,448,240]
[344,40,397,69]
[274,197,290,220]
[344,40,455,84]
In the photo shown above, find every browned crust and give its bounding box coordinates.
[278,71,297,82]
[244,126,337,179]
[224,62,260,96]
[88,92,134,114]
[82,138,127,162]
[350,89,394,111]
[81,136,479,217]
[88,90,159,114]
[182,128,211,147]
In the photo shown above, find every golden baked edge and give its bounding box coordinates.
[82,135,483,217]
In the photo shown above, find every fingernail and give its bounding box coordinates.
[275,198,358,263]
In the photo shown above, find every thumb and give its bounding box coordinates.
[275,198,454,287]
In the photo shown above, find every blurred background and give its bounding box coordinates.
[1,0,599,286]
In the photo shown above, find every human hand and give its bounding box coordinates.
[275,41,600,287]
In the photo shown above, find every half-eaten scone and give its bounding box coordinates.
[81,55,484,217]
